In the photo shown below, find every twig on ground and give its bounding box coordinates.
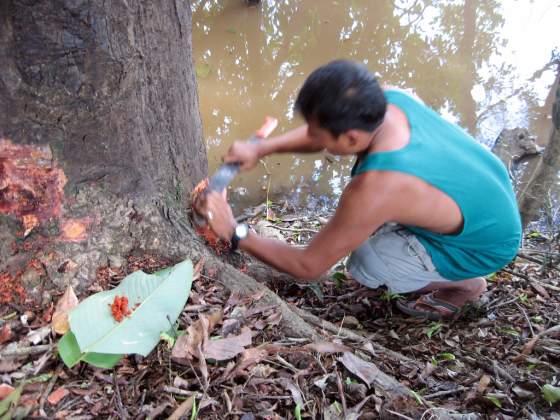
[39,367,60,417]
[335,368,348,418]
[113,368,128,420]
[515,302,535,337]
[267,224,319,234]
[487,296,518,311]
[0,344,52,357]
[517,252,543,264]
[532,279,560,292]
[385,409,415,420]
[423,386,468,400]
[163,386,194,396]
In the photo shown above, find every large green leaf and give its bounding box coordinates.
[58,331,122,369]
[69,259,193,356]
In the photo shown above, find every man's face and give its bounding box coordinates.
[307,120,370,155]
[307,120,348,155]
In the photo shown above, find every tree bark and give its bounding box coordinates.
[518,70,560,227]
[0,0,206,299]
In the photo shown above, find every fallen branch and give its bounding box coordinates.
[423,387,468,400]
[518,324,560,358]
[532,279,560,292]
[0,344,53,358]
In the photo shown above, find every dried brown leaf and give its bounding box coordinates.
[197,344,209,389]
[249,364,276,378]
[276,378,304,407]
[47,386,69,405]
[172,310,223,362]
[167,393,196,420]
[265,311,282,327]
[0,358,24,373]
[338,352,380,386]
[193,258,205,282]
[227,347,268,379]
[0,324,12,344]
[51,285,79,335]
[476,374,491,394]
[203,328,252,361]
[530,282,550,299]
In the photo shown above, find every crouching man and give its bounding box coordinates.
[199,60,521,320]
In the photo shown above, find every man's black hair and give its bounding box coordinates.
[295,60,387,137]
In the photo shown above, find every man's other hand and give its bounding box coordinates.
[204,190,236,241]
[223,140,260,171]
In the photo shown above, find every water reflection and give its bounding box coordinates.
[191,0,559,211]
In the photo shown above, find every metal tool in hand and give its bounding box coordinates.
[193,116,278,226]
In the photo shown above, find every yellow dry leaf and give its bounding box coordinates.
[51,285,79,335]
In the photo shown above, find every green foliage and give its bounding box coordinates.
[345,377,358,385]
[530,315,544,324]
[379,291,403,302]
[541,384,560,406]
[409,389,424,405]
[294,403,302,420]
[191,395,198,420]
[485,395,502,408]
[499,327,520,337]
[58,331,123,369]
[426,322,443,339]
[58,259,193,368]
[160,331,176,349]
[431,352,456,365]
[331,272,347,282]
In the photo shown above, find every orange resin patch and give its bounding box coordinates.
[60,219,89,242]
[109,295,131,322]
[0,138,67,224]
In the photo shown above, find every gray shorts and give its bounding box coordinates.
[347,224,450,294]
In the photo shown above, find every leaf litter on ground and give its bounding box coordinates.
[0,202,559,418]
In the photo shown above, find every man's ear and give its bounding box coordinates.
[345,129,361,146]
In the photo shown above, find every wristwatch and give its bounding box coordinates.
[230,223,249,252]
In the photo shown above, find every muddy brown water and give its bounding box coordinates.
[192,0,559,213]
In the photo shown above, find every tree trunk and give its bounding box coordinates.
[0,0,206,301]
[518,70,560,228]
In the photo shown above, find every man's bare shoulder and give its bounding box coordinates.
[347,169,406,192]
[341,171,406,211]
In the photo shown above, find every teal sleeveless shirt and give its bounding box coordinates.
[352,90,522,280]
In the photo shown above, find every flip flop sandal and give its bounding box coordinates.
[395,292,460,321]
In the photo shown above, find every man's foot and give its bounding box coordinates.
[396,292,460,320]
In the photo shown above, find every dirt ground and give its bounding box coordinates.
[1,202,559,419]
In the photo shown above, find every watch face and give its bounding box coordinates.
[235,223,249,239]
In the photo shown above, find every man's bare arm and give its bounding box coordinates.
[239,175,392,279]
[256,124,324,157]
[225,125,325,170]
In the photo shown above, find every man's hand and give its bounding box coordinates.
[203,190,237,241]
[224,141,261,171]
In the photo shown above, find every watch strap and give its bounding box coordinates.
[230,232,240,252]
